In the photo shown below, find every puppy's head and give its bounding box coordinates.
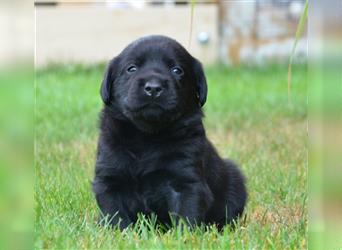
[100,35,207,132]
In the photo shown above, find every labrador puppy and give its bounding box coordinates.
[93,35,247,230]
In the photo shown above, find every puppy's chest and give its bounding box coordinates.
[124,143,171,176]
[118,138,195,179]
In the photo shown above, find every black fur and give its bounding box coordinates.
[93,35,247,230]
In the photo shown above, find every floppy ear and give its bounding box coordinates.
[100,58,118,105]
[193,59,208,107]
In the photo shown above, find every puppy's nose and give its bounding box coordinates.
[144,81,163,97]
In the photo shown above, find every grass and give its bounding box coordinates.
[35,63,307,249]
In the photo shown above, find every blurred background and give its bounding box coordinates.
[35,0,307,67]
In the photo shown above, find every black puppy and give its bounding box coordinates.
[93,35,247,230]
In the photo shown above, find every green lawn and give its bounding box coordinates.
[35,64,307,249]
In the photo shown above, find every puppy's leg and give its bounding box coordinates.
[168,182,213,226]
[95,191,133,230]
[93,180,133,229]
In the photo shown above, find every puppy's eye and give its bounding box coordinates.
[171,66,184,76]
[126,65,137,73]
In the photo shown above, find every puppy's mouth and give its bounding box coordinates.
[125,103,173,121]
[123,99,181,125]
[125,102,166,113]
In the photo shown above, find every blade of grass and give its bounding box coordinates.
[188,0,196,49]
[288,0,308,103]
